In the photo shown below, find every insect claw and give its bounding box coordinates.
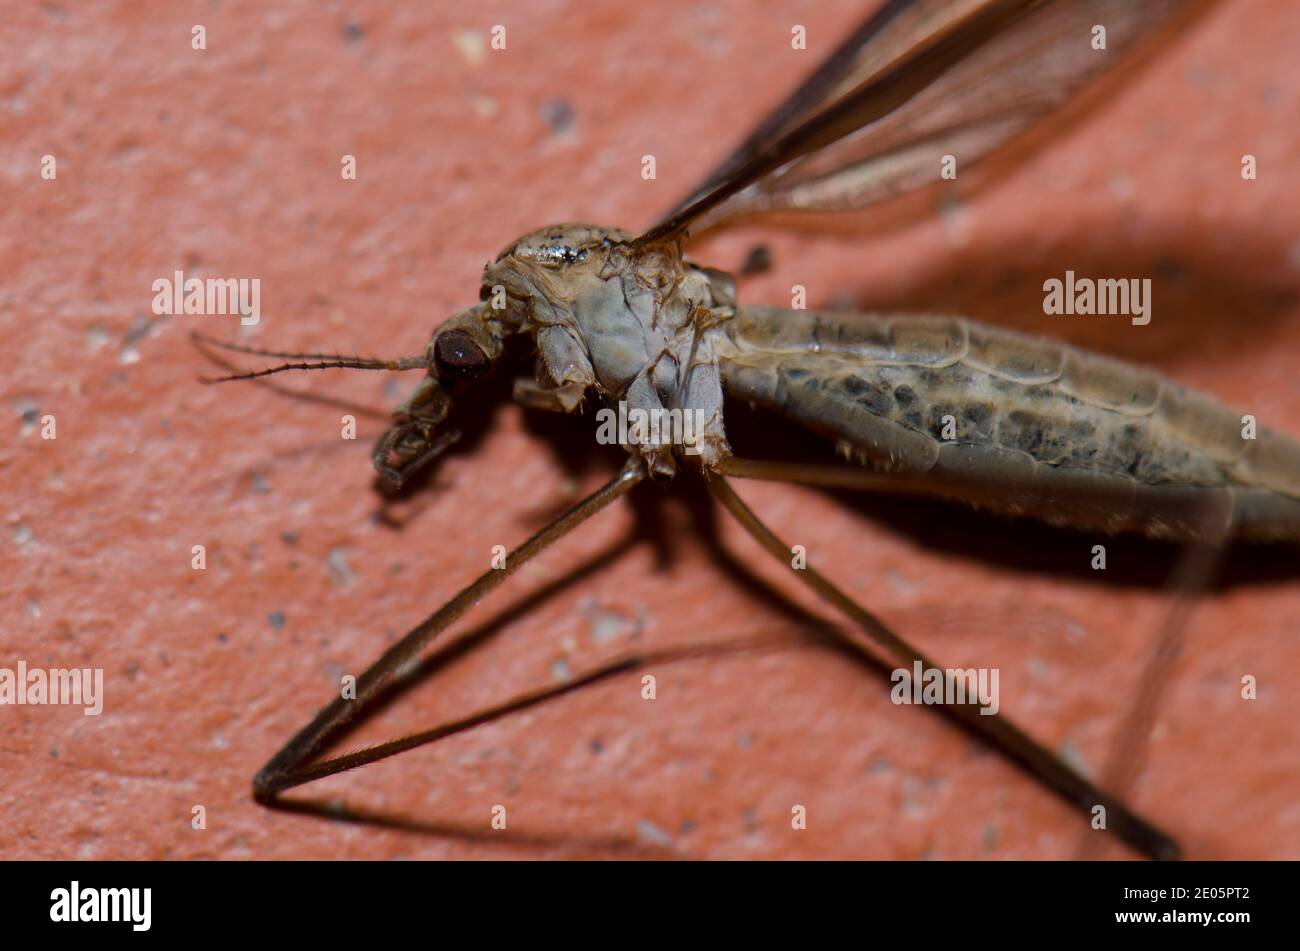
[373,425,461,488]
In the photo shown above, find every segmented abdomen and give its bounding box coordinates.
[716,306,1300,541]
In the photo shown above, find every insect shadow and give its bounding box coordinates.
[268,351,1289,849]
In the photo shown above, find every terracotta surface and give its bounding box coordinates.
[3,1,1298,860]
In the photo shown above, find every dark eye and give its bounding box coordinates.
[433,330,489,384]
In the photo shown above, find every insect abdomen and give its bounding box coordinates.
[717,307,1300,541]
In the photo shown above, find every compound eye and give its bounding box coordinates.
[433,330,489,384]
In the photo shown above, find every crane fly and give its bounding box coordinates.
[196,0,1290,859]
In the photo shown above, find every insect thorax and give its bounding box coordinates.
[472,223,735,475]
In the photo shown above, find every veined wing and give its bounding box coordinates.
[638,0,1217,244]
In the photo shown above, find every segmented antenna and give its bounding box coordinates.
[192,331,427,383]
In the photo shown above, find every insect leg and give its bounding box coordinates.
[254,457,646,802]
[705,469,1181,860]
[1077,501,1232,858]
[513,378,587,414]
[716,456,923,492]
[267,633,805,792]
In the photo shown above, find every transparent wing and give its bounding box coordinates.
[638,0,1215,244]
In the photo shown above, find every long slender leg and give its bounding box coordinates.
[1076,500,1232,859]
[254,458,646,802]
[706,469,1180,861]
[718,456,923,493]
[1103,542,1221,789]
[273,632,808,791]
